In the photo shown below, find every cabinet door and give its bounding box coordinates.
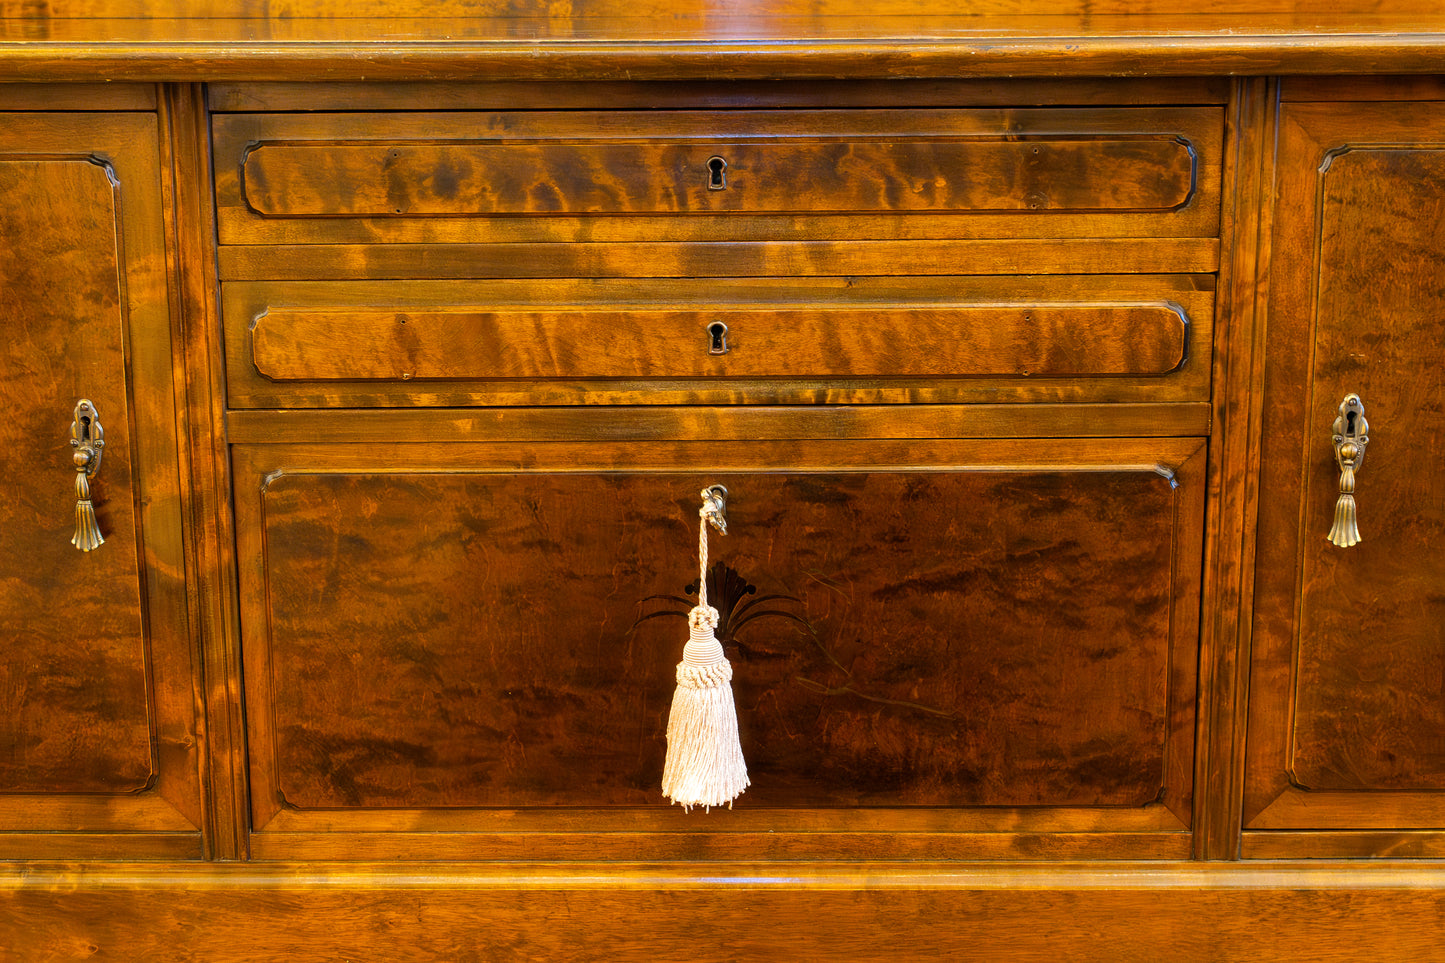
[233,428,1203,860]
[0,114,201,857]
[1245,102,1445,857]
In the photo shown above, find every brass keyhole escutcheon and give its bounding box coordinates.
[707,320,729,355]
[69,399,106,552]
[706,156,728,190]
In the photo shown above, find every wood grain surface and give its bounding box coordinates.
[217,238,1222,282]
[222,275,1215,408]
[3,9,1445,956]
[0,83,154,110]
[0,111,202,854]
[1291,146,1445,793]
[209,78,1231,113]
[1196,77,1277,860]
[249,303,1189,382]
[214,108,1222,245]
[0,154,152,795]
[5,14,1445,82]
[4,862,1445,963]
[1246,101,1445,851]
[10,0,1445,18]
[159,84,251,860]
[232,436,1203,858]
[223,404,1215,445]
[239,137,1196,218]
[255,469,1178,810]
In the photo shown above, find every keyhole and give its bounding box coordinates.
[79,415,92,442]
[707,320,729,355]
[1346,410,1358,436]
[707,156,728,191]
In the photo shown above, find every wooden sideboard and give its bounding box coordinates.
[2,3,1445,959]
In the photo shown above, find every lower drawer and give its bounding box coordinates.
[232,430,1204,860]
[222,275,1213,407]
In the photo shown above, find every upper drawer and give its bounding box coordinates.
[213,108,1223,245]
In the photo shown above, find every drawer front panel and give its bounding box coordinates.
[240,137,1196,218]
[214,108,1223,244]
[250,303,1188,382]
[225,275,1213,407]
[234,437,1204,859]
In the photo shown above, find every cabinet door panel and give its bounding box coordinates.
[0,114,201,857]
[0,156,152,794]
[1292,147,1445,794]
[236,436,1204,860]
[1246,102,1445,853]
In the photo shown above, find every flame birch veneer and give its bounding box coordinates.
[2,4,1445,959]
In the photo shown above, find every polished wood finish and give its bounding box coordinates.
[0,149,150,796]
[217,238,1222,281]
[5,862,1445,963]
[222,276,1214,408]
[6,17,1445,82]
[0,83,154,109]
[4,0,1445,951]
[1280,75,1445,100]
[158,84,250,861]
[214,108,1223,245]
[250,303,1189,382]
[210,78,1231,112]
[1197,77,1278,860]
[239,133,1197,218]
[233,436,1202,859]
[0,112,201,856]
[224,404,1215,445]
[11,0,1445,17]
[1245,100,1445,849]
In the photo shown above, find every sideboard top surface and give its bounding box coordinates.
[3,1,1445,80]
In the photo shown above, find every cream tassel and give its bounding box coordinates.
[661,489,748,811]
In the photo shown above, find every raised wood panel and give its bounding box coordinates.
[234,437,1203,859]
[0,113,201,852]
[1245,101,1445,851]
[222,275,1215,408]
[213,108,1223,245]
[249,303,1189,382]
[240,137,1196,217]
[1290,147,1445,794]
[0,156,152,795]
[260,471,1171,810]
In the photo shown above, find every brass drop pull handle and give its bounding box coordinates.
[69,399,105,552]
[1327,393,1368,548]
